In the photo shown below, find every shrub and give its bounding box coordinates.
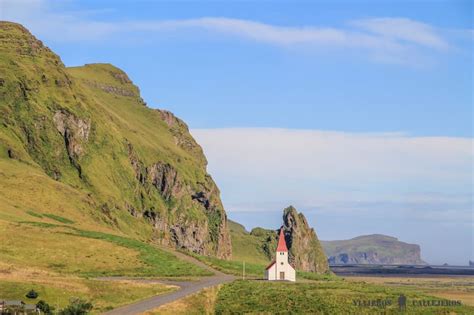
[59,298,93,315]
[25,289,38,299]
[37,300,54,314]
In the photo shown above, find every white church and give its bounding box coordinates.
[265,229,296,281]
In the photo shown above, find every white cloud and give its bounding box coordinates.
[351,17,450,50]
[192,128,471,183]
[191,128,473,223]
[133,17,448,52]
[137,18,350,46]
[0,0,464,64]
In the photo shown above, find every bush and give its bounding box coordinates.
[37,300,54,314]
[59,298,93,315]
[25,289,38,299]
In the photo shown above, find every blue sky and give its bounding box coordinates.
[1,0,472,265]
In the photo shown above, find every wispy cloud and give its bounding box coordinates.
[350,17,450,50]
[191,128,473,224]
[1,0,468,64]
[134,17,449,51]
[192,128,472,183]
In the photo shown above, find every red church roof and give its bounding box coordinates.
[265,260,276,270]
[276,228,288,252]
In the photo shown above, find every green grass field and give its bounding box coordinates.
[1,219,211,278]
[227,220,271,265]
[214,279,474,314]
[189,252,266,278]
[0,278,176,314]
[0,217,210,313]
[190,252,336,282]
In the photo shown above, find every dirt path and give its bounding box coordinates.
[100,249,235,315]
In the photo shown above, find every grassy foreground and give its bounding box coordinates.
[0,276,176,314]
[345,276,474,307]
[214,279,474,314]
[0,214,211,313]
[1,219,211,278]
[146,285,220,315]
[144,276,474,314]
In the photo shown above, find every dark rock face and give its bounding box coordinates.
[322,235,427,265]
[53,110,91,159]
[281,206,330,273]
[148,162,183,201]
[7,148,16,159]
[52,110,91,177]
[126,137,231,260]
[83,79,136,97]
[170,220,209,254]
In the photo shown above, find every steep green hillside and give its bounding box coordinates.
[228,220,270,264]
[0,21,231,261]
[322,234,426,265]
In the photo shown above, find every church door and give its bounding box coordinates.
[279,272,285,280]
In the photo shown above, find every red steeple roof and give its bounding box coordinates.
[276,228,288,252]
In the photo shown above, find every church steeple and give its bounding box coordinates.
[265,227,296,281]
[276,228,288,252]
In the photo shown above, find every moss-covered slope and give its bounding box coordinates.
[0,21,231,259]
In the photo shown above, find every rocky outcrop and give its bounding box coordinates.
[170,219,209,254]
[322,235,426,265]
[83,79,136,97]
[281,206,330,273]
[52,110,91,177]
[53,110,91,159]
[243,207,330,273]
[148,162,183,200]
[126,140,231,259]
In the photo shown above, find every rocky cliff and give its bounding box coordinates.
[230,206,329,273]
[0,22,231,259]
[322,235,426,265]
[280,206,330,273]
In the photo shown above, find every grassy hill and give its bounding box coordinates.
[322,234,426,265]
[0,20,232,312]
[228,220,271,265]
[0,21,231,259]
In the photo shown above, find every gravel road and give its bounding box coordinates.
[101,249,235,315]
